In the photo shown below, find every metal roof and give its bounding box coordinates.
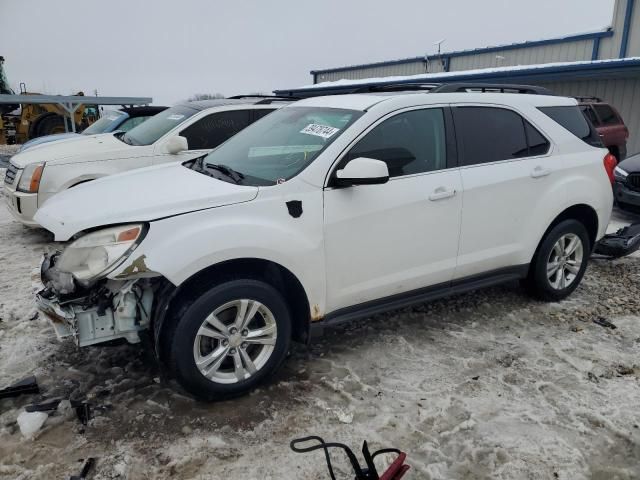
[309,29,615,76]
[0,94,152,105]
[276,57,640,98]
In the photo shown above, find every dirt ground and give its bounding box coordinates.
[0,158,639,479]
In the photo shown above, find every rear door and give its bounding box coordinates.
[592,104,628,157]
[452,105,552,279]
[323,106,463,311]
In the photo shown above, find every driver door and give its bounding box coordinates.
[323,107,463,312]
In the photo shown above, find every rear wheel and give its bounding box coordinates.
[525,219,590,301]
[166,279,291,400]
[30,112,68,138]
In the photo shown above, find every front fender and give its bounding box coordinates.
[108,189,327,318]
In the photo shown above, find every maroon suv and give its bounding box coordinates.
[579,97,629,162]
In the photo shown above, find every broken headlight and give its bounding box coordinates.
[57,224,147,283]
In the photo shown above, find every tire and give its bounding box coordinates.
[525,219,590,301]
[165,278,292,401]
[35,113,67,137]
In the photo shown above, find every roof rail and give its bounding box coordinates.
[228,94,299,103]
[574,95,603,103]
[429,83,556,95]
[352,83,442,93]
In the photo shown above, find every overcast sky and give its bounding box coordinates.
[0,0,614,106]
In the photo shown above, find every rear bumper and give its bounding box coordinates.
[3,185,39,226]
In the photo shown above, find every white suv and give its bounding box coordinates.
[3,97,287,227]
[34,86,614,400]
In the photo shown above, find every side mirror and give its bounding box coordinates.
[335,157,389,187]
[166,135,188,154]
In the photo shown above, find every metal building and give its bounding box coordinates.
[279,0,640,154]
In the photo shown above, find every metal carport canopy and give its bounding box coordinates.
[0,94,153,132]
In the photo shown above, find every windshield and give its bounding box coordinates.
[82,110,126,135]
[199,107,362,186]
[122,105,198,146]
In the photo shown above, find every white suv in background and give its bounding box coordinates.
[34,84,614,400]
[3,97,288,226]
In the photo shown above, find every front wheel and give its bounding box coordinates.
[166,279,292,400]
[525,219,590,301]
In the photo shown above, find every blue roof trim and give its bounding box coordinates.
[310,30,615,75]
[592,37,601,60]
[278,58,640,96]
[620,0,636,58]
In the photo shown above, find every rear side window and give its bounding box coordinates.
[453,107,546,166]
[593,104,620,126]
[539,106,603,147]
[344,108,447,177]
[580,106,600,126]
[180,110,251,150]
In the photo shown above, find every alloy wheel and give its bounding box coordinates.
[192,299,277,384]
[546,233,584,290]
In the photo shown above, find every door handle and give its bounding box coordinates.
[429,187,456,201]
[531,166,552,178]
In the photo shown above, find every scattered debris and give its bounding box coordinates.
[570,325,584,332]
[17,410,48,439]
[72,401,92,426]
[593,222,640,258]
[593,317,617,330]
[616,365,635,376]
[471,376,480,381]
[69,457,96,480]
[25,398,63,412]
[587,372,599,384]
[0,375,40,399]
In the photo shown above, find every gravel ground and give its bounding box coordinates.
[0,168,639,479]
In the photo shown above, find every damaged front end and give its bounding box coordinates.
[34,224,162,347]
[36,252,155,347]
[36,252,156,346]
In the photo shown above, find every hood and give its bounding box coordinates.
[618,153,640,173]
[34,162,258,241]
[19,133,81,152]
[10,133,131,168]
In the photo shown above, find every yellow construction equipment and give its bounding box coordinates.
[0,56,99,144]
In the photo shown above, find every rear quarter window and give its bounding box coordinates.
[539,106,603,148]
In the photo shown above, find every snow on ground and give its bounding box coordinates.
[0,171,639,479]
[0,145,20,168]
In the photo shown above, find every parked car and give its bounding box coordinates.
[578,97,629,162]
[17,106,168,153]
[34,87,613,400]
[3,98,289,226]
[613,152,640,211]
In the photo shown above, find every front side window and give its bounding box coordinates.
[180,110,251,150]
[343,108,447,177]
[593,104,620,126]
[454,107,531,166]
[121,105,199,146]
[197,107,362,185]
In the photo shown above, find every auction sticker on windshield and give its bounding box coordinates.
[300,124,340,139]
[167,114,185,121]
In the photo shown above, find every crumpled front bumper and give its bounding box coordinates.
[35,253,155,347]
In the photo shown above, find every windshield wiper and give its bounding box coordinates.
[202,161,245,184]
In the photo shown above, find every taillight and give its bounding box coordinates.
[603,153,617,184]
